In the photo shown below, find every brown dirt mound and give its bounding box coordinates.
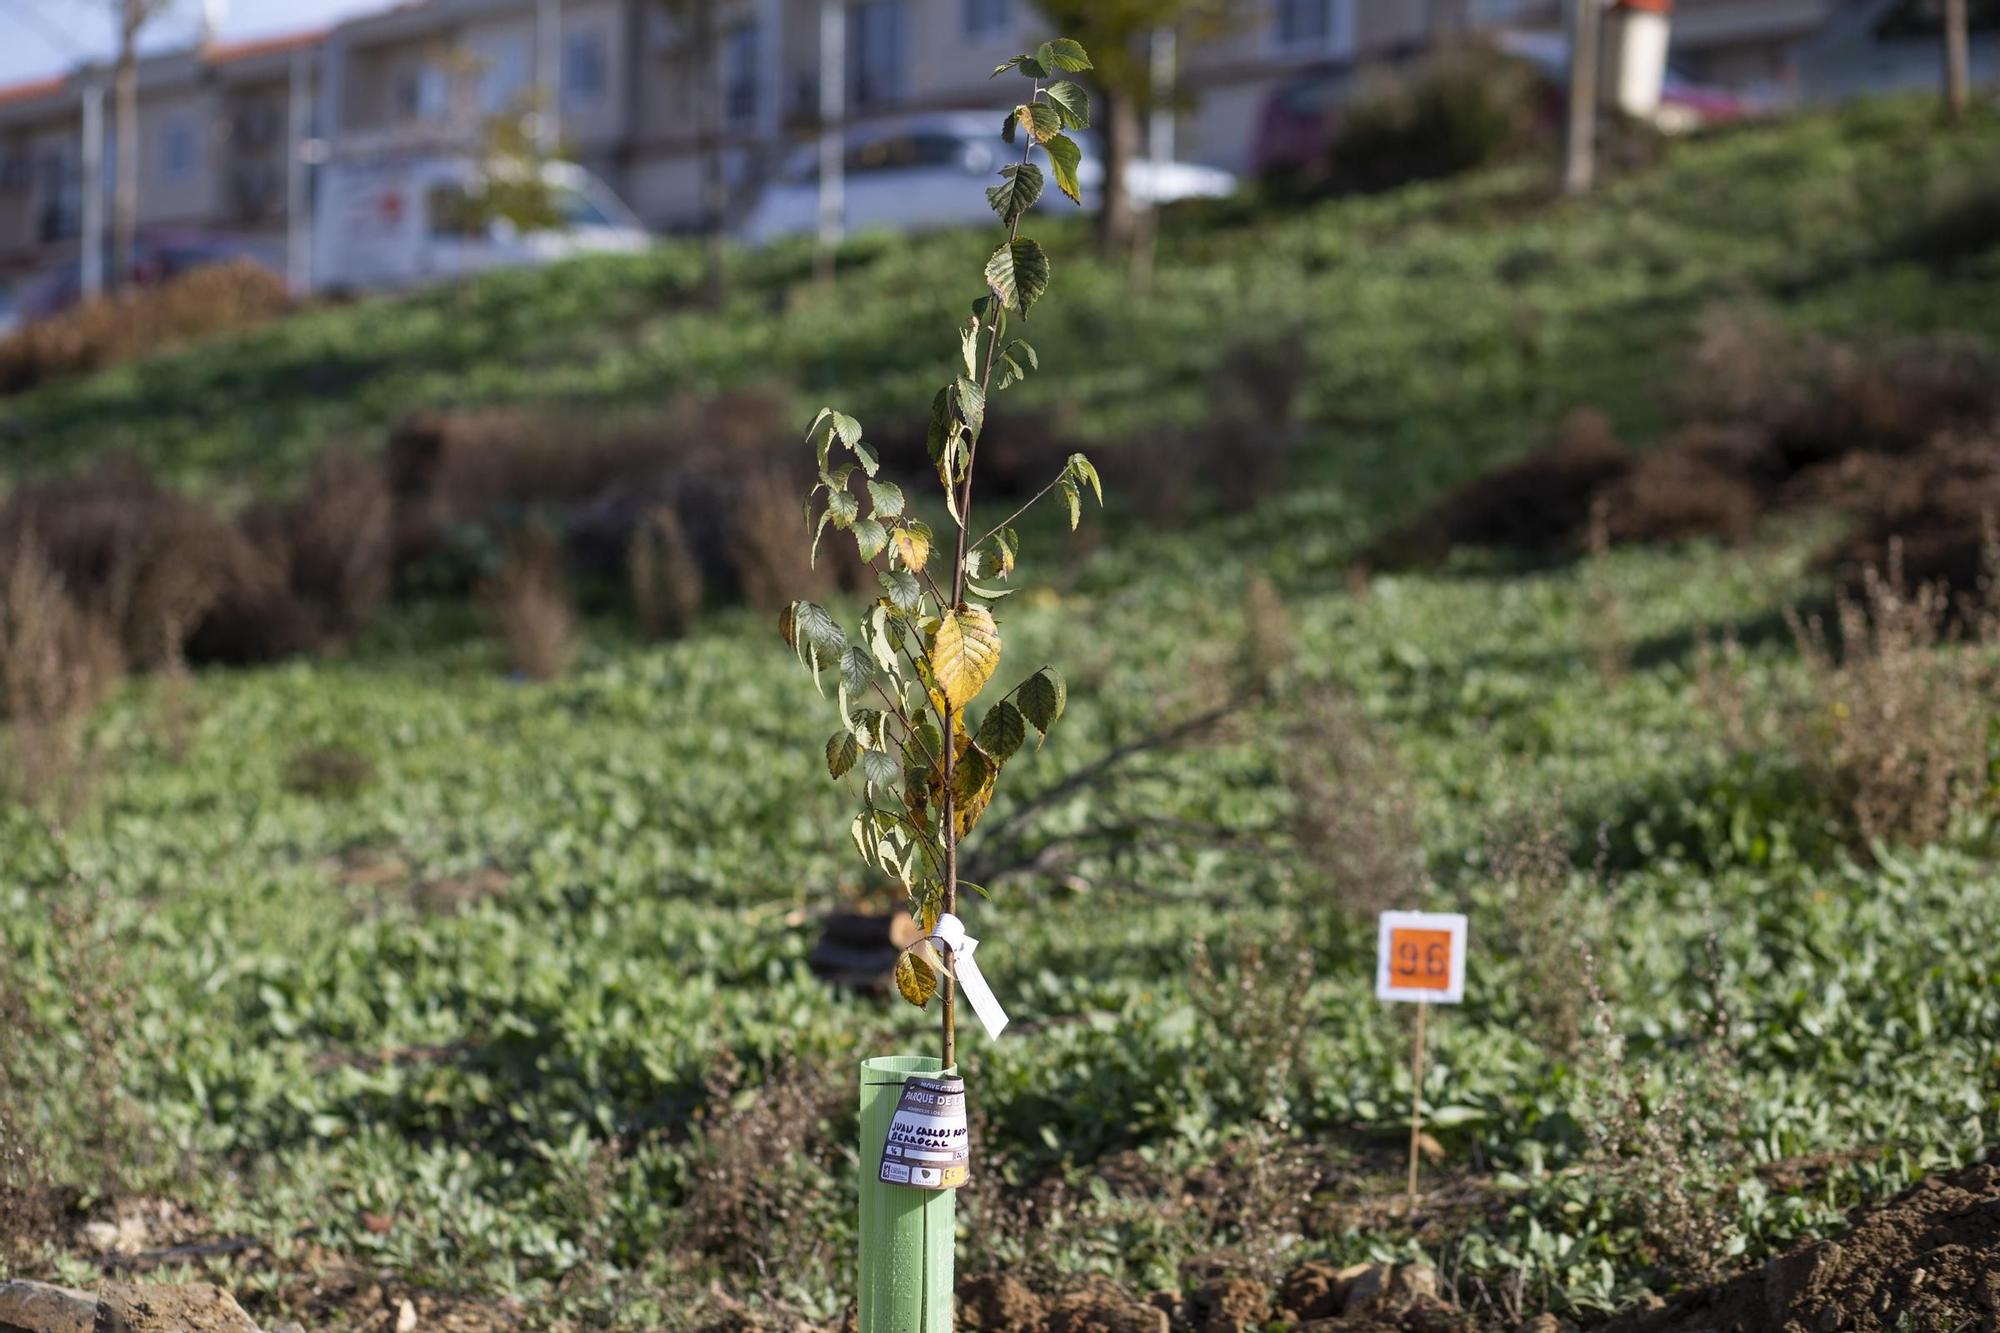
[1602,1160,2000,1333]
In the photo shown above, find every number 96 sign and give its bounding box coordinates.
[1376,911,1467,1005]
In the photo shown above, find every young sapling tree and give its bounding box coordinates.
[782,37,1104,1070]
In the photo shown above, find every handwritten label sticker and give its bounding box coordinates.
[1376,911,1467,1005]
[878,1076,970,1191]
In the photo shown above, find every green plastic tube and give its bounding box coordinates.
[857,1055,957,1332]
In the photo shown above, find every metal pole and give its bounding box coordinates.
[1147,26,1175,166]
[1564,0,1602,195]
[81,75,105,301]
[537,0,563,153]
[286,46,312,296]
[816,0,844,283]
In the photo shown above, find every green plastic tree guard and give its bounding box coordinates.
[858,1055,956,1332]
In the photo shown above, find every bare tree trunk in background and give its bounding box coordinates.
[1564,0,1601,195]
[1099,82,1140,257]
[114,0,141,291]
[693,0,726,305]
[1945,0,1971,121]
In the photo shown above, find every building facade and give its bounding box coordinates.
[0,0,1986,283]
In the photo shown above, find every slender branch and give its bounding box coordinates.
[971,471,1066,554]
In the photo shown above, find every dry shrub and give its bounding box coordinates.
[255,446,394,637]
[1378,408,1632,563]
[0,260,290,395]
[385,388,852,612]
[0,842,154,1266]
[1392,311,2000,569]
[673,1055,850,1281]
[0,458,316,669]
[1324,41,1543,195]
[725,463,833,613]
[1282,685,1426,921]
[629,505,703,639]
[1596,437,1764,548]
[1188,937,1314,1124]
[1579,947,1746,1286]
[1482,808,1595,1055]
[284,742,376,800]
[482,531,578,681]
[1786,551,1999,850]
[1824,435,2000,607]
[0,541,123,808]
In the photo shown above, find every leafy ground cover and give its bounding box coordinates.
[1,97,1998,1330]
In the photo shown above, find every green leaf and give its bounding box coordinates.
[880,568,923,613]
[831,411,863,450]
[1011,339,1038,371]
[955,376,987,441]
[931,606,1002,712]
[985,238,1051,315]
[1044,38,1091,71]
[826,731,861,779]
[1045,134,1083,205]
[826,489,859,530]
[868,479,906,520]
[960,318,981,378]
[966,579,1016,602]
[1001,109,1019,144]
[950,745,993,805]
[1059,478,1080,530]
[1045,81,1089,130]
[852,439,880,477]
[840,644,873,692]
[852,518,889,563]
[985,162,1044,226]
[1067,452,1103,505]
[926,387,955,465]
[1017,667,1066,736]
[973,700,1027,763]
[860,749,901,790]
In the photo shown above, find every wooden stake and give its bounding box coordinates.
[1406,1000,1428,1218]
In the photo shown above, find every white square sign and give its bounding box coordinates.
[1376,911,1468,1005]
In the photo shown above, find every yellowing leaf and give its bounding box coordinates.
[931,607,1002,712]
[894,948,938,1008]
[894,525,931,574]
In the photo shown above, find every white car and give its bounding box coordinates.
[739,113,1237,244]
[312,155,651,295]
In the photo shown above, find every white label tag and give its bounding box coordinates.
[930,913,1009,1040]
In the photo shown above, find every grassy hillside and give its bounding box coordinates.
[6,96,1998,508]
[1,98,1998,1330]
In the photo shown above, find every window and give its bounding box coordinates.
[1274,0,1353,53]
[159,113,199,184]
[476,39,530,113]
[396,63,451,122]
[846,1,907,109]
[563,30,609,111]
[964,0,1010,38]
[724,22,759,125]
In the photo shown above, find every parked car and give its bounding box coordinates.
[738,113,1238,244]
[17,232,284,321]
[1251,32,1754,180]
[312,155,650,295]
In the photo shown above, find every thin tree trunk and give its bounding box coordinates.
[1563,0,1601,196]
[1945,0,1971,122]
[114,3,141,291]
[695,0,727,305]
[1099,83,1140,257]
